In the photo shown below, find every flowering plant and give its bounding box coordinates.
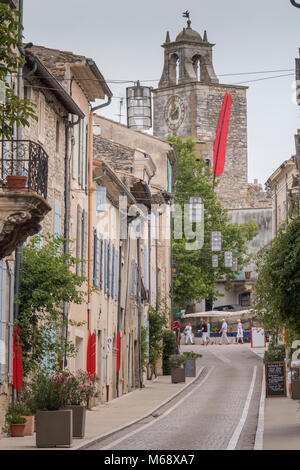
[29,372,70,411]
[52,369,100,406]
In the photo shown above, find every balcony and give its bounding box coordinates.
[0,140,51,259]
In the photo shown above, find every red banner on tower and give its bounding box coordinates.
[213,91,232,179]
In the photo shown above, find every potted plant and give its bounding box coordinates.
[30,372,73,448]
[169,354,186,384]
[6,412,27,437]
[63,370,100,438]
[5,400,35,436]
[182,352,202,378]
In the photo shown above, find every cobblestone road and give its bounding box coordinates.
[88,343,263,450]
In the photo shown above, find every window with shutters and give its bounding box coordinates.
[107,243,111,296]
[72,120,80,181]
[93,230,100,286]
[104,240,108,294]
[111,245,115,299]
[82,209,88,277]
[76,205,82,275]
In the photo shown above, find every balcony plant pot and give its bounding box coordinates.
[171,367,186,384]
[6,175,28,191]
[64,405,86,438]
[36,409,73,448]
[21,415,35,436]
[10,423,26,437]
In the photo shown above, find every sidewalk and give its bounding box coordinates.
[250,344,300,450]
[0,372,200,450]
[263,397,300,450]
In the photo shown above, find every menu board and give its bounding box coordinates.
[185,358,196,377]
[265,362,286,397]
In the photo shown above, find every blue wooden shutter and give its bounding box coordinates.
[0,260,7,384]
[93,230,99,286]
[76,205,82,275]
[111,245,115,299]
[107,243,111,297]
[104,240,107,294]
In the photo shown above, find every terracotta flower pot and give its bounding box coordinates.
[10,423,26,437]
[21,415,35,436]
[6,175,28,190]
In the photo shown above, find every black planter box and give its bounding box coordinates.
[171,367,186,384]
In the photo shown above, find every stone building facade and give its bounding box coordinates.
[152,19,249,209]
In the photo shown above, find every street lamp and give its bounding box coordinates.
[211,231,222,251]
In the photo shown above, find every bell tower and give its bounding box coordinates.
[153,15,249,209]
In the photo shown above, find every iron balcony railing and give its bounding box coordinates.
[0,140,49,199]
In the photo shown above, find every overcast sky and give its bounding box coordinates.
[23,0,300,185]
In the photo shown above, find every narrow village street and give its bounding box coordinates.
[86,344,263,451]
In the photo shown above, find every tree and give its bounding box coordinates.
[253,217,300,341]
[16,235,91,377]
[0,3,37,139]
[148,299,169,378]
[169,136,257,312]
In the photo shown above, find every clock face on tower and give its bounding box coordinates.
[164,95,185,131]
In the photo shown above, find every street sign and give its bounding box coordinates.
[251,327,266,348]
[106,336,112,354]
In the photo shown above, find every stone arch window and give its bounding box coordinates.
[169,53,180,85]
[192,55,202,82]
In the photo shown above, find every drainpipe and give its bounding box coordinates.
[116,240,122,397]
[88,97,112,332]
[137,231,143,389]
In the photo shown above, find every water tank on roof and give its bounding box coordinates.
[126,81,152,130]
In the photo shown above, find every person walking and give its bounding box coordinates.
[236,319,244,344]
[184,322,195,345]
[199,318,210,346]
[219,318,229,345]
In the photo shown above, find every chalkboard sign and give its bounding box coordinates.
[185,358,196,377]
[265,362,286,398]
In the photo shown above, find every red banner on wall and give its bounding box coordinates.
[13,326,23,392]
[87,332,96,378]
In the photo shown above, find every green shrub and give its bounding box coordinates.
[169,354,186,370]
[182,351,202,359]
[162,330,177,375]
[264,343,286,363]
[6,413,26,425]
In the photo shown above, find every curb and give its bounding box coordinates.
[254,364,265,450]
[73,365,205,450]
